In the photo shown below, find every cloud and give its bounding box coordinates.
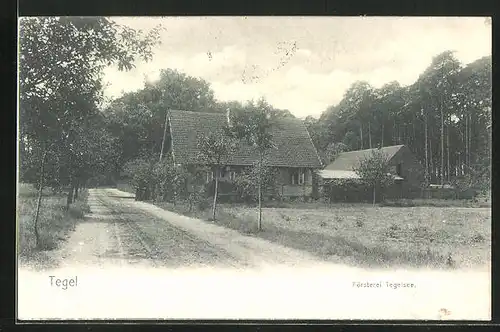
[102,16,491,119]
[189,46,248,83]
[296,49,312,58]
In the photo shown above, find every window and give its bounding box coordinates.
[229,171,236,181]
[206,171,214,183]
[291,169,305,185]
[396,163,402,176]
[220,167,227,178]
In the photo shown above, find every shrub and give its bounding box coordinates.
[470,233,486,244]
[233,165,281,203]
[213,210,259,234]
[124,157,156,201]
[380,199,415,207]
[411,225,430,239]
[385,223,401,239]
[197,198,211,211]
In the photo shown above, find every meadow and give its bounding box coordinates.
[17,183,90,268]
[156,199,491,270]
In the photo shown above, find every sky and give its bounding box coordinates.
[102,16,491,119]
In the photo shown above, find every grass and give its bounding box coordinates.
[154,196,490,270]
[380,198,491,208]
[17,183,90,268]
[224,204,490,269]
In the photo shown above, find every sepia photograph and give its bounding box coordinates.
[17,16,491,320]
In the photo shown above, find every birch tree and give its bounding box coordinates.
[197,129,237,221]
[227,99,275,231]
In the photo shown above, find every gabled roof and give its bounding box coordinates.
[324,145,405,171]
[168,110,323,168]
[319,169,404,180]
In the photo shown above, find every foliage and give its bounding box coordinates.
[324,142,349,164]
[196,129,238,220]
[103,68,223,168]
[353,149,395,204]
[322,178,357,202]
[153,157,185,202]
[226,98,277,154]
[226,98,277,230]
[233,165,281,203]
[196,129,238,166]
[312,51,491,192]
[19,16,160,197]
[123,158,155,193]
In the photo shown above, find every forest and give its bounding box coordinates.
[19,17,492,209]
[305,51,491,191]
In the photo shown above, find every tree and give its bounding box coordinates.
[103,69,221,169]
[63,113,120,206]
[153,156,192,205]
[312,50,490,197]
[123,157,156,201]
[227,98,276,231]
[233,165,281,203]
[196,129,237,221]
[324,142,349,164]
[18,17,160,247]
[455,56,492,190]
[371,81,404,147]
[19,17,161,159]
[353,149,395,205]
[418,51,462,185]
[184,167,210,212]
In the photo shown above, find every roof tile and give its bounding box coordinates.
[168,110,323,168]
[324,145,405,171]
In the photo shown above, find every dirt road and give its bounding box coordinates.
[53,188,321,269]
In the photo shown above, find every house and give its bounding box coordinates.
[165,109,323,199]
[319,145,424,201]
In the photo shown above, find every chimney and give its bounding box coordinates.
[226,108,231,126]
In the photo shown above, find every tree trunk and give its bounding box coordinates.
[467,114,473,168]
[464,114,467,175]
[393,118,397,144]
[446,115,451,183]
[368,122,372,149]
[66,177,74,210]
[212,168,219,222]
[412,120,416,149]
[381,122,384,147]
[34,148,48,248]
[359,123,363,149]
[424,113,429,184]
[258,177,262,231]
[74,180,79,200]
[372,185,376,206]
[440,102,445,185]
[429,129,434,184]
[257,154,263,231]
